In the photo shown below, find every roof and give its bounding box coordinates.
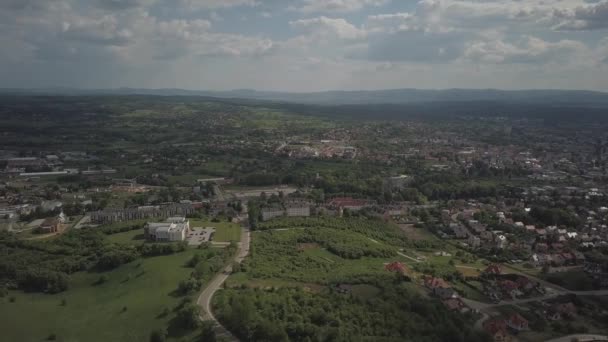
[424,276,450,289]
[442,298,463,311]
[484,264,502,275]
[483,319,507,335]
[500,280,519,291]
[41,217,59,226]
[508,313,528,326]
[327,197,369,207]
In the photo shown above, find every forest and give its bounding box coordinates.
[214,279,489,341]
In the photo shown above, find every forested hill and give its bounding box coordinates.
[3,88,608,107]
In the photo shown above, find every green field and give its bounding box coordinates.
[189,219,241,242]
[0,250,199,342]
[106,228,146,244]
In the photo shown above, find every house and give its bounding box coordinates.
[515,276,536,292]
[39,217,60,233]
[495,235,508,249]
[535,243,549,253]
[442,298,469,313]
[561,252,575,265]
[499,280,520,299]
[506,313,529,332]
[424,276,457,299]
[573,251,586,263]
[551,254,565,267]
[553,302,577,319]
[483,319,510,342]
[450,223,470,239]
[468,235,481,249]
[481,230,494,241]
[484,264,502,276]
[144,217,190,242]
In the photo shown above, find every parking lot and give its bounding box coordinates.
[187,227,216,246]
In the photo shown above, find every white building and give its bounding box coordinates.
[261,208,284,221]
[145,217,190,242]
[286,202,311,217]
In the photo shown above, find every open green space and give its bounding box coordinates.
[213,217,486,342]
[189,219,241,242]
[106,228,146,244]
[0,250,198,342]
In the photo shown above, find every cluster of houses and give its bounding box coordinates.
[483,300,578,342]
[483,314,529,342]
[422,275,470,314]
[479,265,542,302]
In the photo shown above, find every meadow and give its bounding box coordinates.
[0,249,199,342]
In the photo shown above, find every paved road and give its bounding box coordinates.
[197,225,251,341]
[545,334,608,342]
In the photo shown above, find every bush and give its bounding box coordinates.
[176,304,201,330]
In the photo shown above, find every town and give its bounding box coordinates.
[2,95,608,342]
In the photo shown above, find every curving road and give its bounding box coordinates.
[197,224,251,341]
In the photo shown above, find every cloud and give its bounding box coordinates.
[175,0,258,10]
[290,16,367,40]
[463,35,588,64]
[95,0,154,10]
[553,1,608,30]
[365,29,465,62]
[294,0,389,13]
[62,15,134,46]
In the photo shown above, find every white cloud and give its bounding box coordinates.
[553,1,608,30]
[294,0,389,13]
[290,16,367,40]
[463,35,589,64]
[175,0,258,10]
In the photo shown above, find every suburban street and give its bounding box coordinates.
[197,224,251,341]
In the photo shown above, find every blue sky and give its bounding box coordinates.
[1,0,607,91]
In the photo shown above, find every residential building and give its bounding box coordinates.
[90,203,195,224]
[39,217,60,233]
[261,207,284,221]
[506,313,529,332]
[483,319,510,342]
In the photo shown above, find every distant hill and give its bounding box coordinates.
[2,87,608,107]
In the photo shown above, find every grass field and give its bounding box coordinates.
[106,228,146,244]
[0,250,199,342]
[189,219,241,242]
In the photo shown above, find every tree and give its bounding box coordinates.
[199,321,217,342]
[177,304,201,330]
[149,329,166,342]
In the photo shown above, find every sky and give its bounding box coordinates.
[1,0,608,92]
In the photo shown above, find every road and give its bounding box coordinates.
[197,224,251,341]
[397,251,422,263]
[545,334,608,342]
[73,215,91,229]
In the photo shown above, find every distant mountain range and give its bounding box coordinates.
[2,87,608,106]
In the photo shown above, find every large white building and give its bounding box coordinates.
[145,217,190,242]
